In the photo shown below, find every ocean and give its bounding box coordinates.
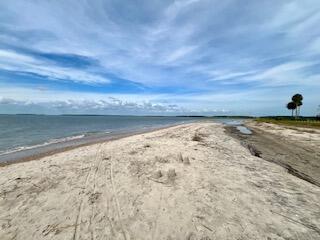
[0,115,252,163]
[0,115,201,161]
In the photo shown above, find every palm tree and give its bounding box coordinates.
[292,94,303,117]
[287,102,296,117]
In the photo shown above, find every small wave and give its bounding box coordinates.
[0,134,85,156]
[83,130,111,136]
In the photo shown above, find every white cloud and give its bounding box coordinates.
[0,85,232,115]
[0,49,35,62]
[0,49,109,84]
[245,61,319,86]
[1,81,319,116]
[207,70,257,82]
[0,96,182,114]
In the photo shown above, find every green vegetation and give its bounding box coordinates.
[256,117,320,129]
[292,93,303,117]
[286,102,296,117]
[286,93,303,118]
[264,93,318,128]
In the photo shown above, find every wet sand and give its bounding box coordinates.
[226,120,320,187]
[0,122,319,240]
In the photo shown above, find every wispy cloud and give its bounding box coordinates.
[244,61,320,86]
[0,49,109,84]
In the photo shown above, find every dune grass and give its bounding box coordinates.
[256,118,320,129]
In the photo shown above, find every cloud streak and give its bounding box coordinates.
[0,49,109,84]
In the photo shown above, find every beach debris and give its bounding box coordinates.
[152,170,163,179]
[88,192,101,204]
[247,144,262,157]
[42,223,61,236]
[192,131,209,142]
[144,144,151,148]
[49,164,61,168]
[192,134,203,142]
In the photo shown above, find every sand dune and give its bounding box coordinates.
[0,122,319,240]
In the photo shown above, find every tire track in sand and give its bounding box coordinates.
[73,143,104,240]
[89,143,105,240]
[110,157,129,240]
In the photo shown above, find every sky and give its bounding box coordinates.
[0,0,320,116]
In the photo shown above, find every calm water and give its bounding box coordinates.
[213,117,253,134]
[0,115,199,156]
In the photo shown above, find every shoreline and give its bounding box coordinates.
[0,121,196,167]
[0,122,319,239]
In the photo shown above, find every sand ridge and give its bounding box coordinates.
[0,122,319,239]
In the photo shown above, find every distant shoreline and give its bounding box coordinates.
[0,113,318,118]
[0,113,253,117]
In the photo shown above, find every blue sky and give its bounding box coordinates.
[0,0,319,115]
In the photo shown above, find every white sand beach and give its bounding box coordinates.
[0,122,319,240]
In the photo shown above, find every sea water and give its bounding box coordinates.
[0,115,198,157]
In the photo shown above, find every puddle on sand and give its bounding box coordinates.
[213,118,252,135]
[236,126,252,135]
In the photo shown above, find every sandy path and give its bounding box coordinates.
[0,122,319,240]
